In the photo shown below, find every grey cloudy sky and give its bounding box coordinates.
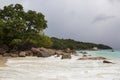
[0,0,120,49]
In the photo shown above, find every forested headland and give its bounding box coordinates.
[50,37,112,50]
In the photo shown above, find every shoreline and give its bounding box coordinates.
[0,49,114,67]
[0,50,118,80]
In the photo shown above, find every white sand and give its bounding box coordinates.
[0,56,8,67]
[0,55,120,80]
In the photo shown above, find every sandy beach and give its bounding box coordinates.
[0,56,8,67]
[0,51,120,80]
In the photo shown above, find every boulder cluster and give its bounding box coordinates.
[0,47,76,59]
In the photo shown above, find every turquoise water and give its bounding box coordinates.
[77,50,120,59]
[94,50,120,59]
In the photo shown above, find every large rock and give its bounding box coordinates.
[61,54,71,59]
[31,47,40,53]
[31,47,51,57]
[37,51,51,57]
[40,47,56,55]
[19,51,26,57]
[31,47,40,56]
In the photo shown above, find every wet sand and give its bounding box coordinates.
[0,56,8,67]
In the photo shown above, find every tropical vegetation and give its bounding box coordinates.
[0,4,52,50]
[51,37,112,50]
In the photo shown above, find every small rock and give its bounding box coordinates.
[103,60,114,64]
[61,54,71,59]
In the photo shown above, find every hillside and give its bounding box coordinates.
[51,37,112,50]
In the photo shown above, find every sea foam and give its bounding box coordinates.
[0,54,120,80]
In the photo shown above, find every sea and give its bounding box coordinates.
[0,50,120,80]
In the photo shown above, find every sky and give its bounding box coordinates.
[0,0,120,49]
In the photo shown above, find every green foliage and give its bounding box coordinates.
[51,37,112,50]
[10,39,22,45]
[25,34,53,48]
[0,4,52,50]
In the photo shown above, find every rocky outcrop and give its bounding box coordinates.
[31,47,52,57]
[1,47,73,59]
[78,57,106,60]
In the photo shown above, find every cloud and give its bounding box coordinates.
[108,0,120,2]
[0,0,120,49]
[92,15,115,23]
